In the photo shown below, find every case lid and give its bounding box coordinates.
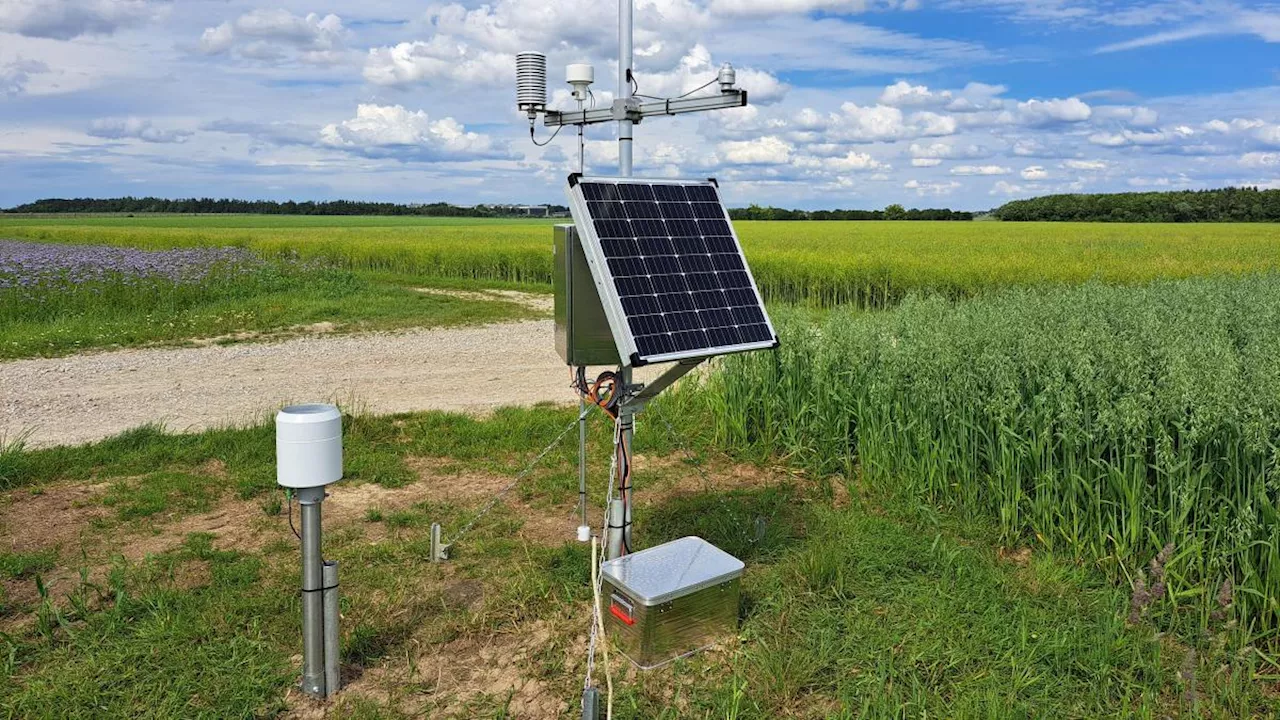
[601,536,744,606]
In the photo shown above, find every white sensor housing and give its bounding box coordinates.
[718,62,736,93]
[516,51,548,117]
[276,404,343,489]
[567,63,594,101]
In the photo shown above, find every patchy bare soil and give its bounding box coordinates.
[3,445,795,717]
[286,618,574,719]
[415,288,553,314]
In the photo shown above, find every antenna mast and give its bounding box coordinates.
[618,0,633,177]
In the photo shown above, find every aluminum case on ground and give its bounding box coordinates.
[554,224,622,367]
[600,536,743,669]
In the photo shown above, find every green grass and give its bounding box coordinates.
[0,549,57,579]
[4,535,293,719]
[1,407,1275,717]
[4,216,1280,307]
[0,250,538,359]
[101,471,223,521]
[699,273,1280,641]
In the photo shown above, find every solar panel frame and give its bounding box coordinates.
[565,174,779,367]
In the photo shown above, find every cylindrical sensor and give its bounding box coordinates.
[276,404,343,489]
[516,51,547,115]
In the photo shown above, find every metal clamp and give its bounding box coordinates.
[611,97,643,122]
[430,523,450,563]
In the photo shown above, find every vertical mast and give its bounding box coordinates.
[618,0,633,177]
[616,0,636,556]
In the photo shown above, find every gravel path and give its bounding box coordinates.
[1,319,657,448]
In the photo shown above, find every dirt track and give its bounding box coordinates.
[1,318,658,448]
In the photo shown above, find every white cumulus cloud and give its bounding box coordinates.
[904,179,961,196]
[879,80,952,107]
[1016,97,1092,126]
[1063,159,1108,171]
[951,164,1011,176]
[199,10,347,65]
[1089,126,1194,147]
[628,45,787,104]
[1021,165,1048,180]
[364,37,512,86]
[320,104,509,161]
[795,150,888,172]
[710,0,914,16]
[1093,105,1160,127]
[717,136,793,165]
[1241,152,1280,168]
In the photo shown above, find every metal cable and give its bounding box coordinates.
[287,490,301,540]
[443,416,581,546]
[530,122,565,147]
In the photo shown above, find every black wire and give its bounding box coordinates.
[530,123,564,147]
[631,75,719,103]
[287,491,301,540]
[619,415,633,554]
[678,77,718,98]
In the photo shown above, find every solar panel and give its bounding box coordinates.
[565,175,778,366]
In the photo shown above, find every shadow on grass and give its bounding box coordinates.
[637,484,805,564]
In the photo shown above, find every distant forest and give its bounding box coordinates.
[729,204,973,221]
[3,197,568,217]
[6,187,1279,222]
[994,187,1280,222]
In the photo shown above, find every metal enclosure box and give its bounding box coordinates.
[553,224,622,366]
[600,536,743,669]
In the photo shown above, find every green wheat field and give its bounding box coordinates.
[3,214,1280,717]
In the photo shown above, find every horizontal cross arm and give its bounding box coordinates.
[544,91,748,128]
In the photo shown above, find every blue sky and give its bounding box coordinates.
[1,0,1278,209]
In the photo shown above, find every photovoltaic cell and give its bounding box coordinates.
[570,178,777,364]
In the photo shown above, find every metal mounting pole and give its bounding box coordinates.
[618,0,633,177]
[619,367,634,551]
[578,397,590,541]
[298,487,326,698]
[618,1,636,545]
[322,560,340,697]
[576,97,586,174]
[607,498,625,560]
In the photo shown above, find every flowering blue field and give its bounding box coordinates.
[0,240,265,292]
[0,239,532,358]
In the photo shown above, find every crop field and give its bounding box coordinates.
[3,215,1280,307]
[703,275,1280,639]
[2,215,1280,716]
[0,237,537,358]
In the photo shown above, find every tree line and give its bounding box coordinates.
[993,187,1280,222]
[8,187,1279,222]
[3,197,569,217]
[729,204,974,221]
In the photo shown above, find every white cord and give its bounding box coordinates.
[591,536,614,720]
